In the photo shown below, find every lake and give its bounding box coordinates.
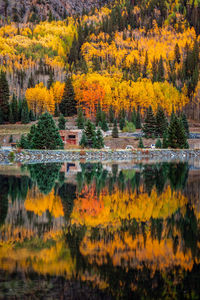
[0,161,200,299]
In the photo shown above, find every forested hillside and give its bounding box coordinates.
[0,0,200,121]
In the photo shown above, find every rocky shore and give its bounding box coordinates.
[1,149,200,164]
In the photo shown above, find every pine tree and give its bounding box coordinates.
[10,94,18,123]
[84,119,96,147]
[155,139,162,148]
[119,117,125,130]
[21,99,29,124]
[181,113,189,137]
[58,114,66,130]
[162,130,168,148]
[96,128,104,149]
[138,137,144,148]
[29,109,36,121]
[59,76,77,117]
[155,106,168,137]
[142,106,156,138]
[174,43,181,64]
[135,108,141,129]
[152,57,158,82]
[47,71,55,89]
[168,116,177,148]
[131,107,136,125]
[168,115,188,149]
[76,108,85,129]
[0,70,9,122]
[9,135,13,143]
[109,105,115,123]
[18,134,29,149]
[158,55,164,82]
[9,107,14,124]
[80,131,88,148]
[96,101,102,126]
[101,112,109,132]
[31,112,64,149]
[143,51,148,78]
[112,119,119,138]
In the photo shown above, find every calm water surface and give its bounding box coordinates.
[0,161,200,299]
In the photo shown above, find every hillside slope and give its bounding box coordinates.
[0,0,110,22]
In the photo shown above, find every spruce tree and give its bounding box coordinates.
[19,134,29,149]
[142,106,156,138]
[47,71,55,89]
[101,112,109,132]
[152,57,158,82]
[155,106,168,137]
[181,113,189,137]
[76,108,85,129]
[168,115,188,149]
[119,117,125,130]
[174,43,181,64]
[59,76,77,117]
[162,130,168,148]
[143,51,148,78]
[135,108,141,129]
[109,105,115,123]
[158,55,164,82]
[9,107,14,124]
[155,139,162,148]
[84,119,96,147]
[0,70,9,122]
[21,99,29,124]
[29,109,36,121]
[80,131,88,148]
[31,112,64,149]
[96,128,104,149]
[58,114,66,130]
[168,116,177,148]
[138,137,144,148]
[112,119,119,138]
[96,101,102,126]
[10,94,18,123]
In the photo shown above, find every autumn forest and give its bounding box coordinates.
[0,0,200,121]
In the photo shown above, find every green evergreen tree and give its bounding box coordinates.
[27,124,36,147]
[21,99,29,124]
[158,55,164,82]
[31,112,64,149]
[174,43,181,64]
[152,56,158,82]
[162,130,168,148]
[0,70,9,122]
[131,107,136,125]
[18,134,29,149]
[155,106,168,137]
[47,71,55,89]
[84,119,96,147]
[18,98,22,121]
[142,106,156,138]
[76,108,85,129]
[181,113,189,137]
[168,115,188,149]
[96,128,104,149]
[96,101,102,126]
[80,131,88,148]
[143,51,148,78]
[101,112,109,132]
[58,114,66,130]
[135,108,141,129]
[10,94,18,123]
[59,76,77,116]
[0,107,3,124]
[155,138,162,148]
[138,137,144,148]
[9,107,14,124]
[29,109,36,121]
[119,117,126,130]
[109,105,115,123]
[112,119,119,138]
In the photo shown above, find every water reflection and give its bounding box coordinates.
[0,162,200,299]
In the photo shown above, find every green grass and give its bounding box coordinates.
[0,124,33,136]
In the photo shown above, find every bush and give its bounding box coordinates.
[122,122,136,133]
[155,139,162,148]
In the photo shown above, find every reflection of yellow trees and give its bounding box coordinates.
[80,231,200,272]
[25,188,64,218]
[71,186,187,227]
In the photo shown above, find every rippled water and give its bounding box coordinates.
[0,161,200,299]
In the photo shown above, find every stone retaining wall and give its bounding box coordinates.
[1,149,200,164]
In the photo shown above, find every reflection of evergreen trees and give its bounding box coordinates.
[58,183,76,221]
[28,163,62,194]
[0,176,9,227]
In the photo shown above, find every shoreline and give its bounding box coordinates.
[1,148,200,164]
